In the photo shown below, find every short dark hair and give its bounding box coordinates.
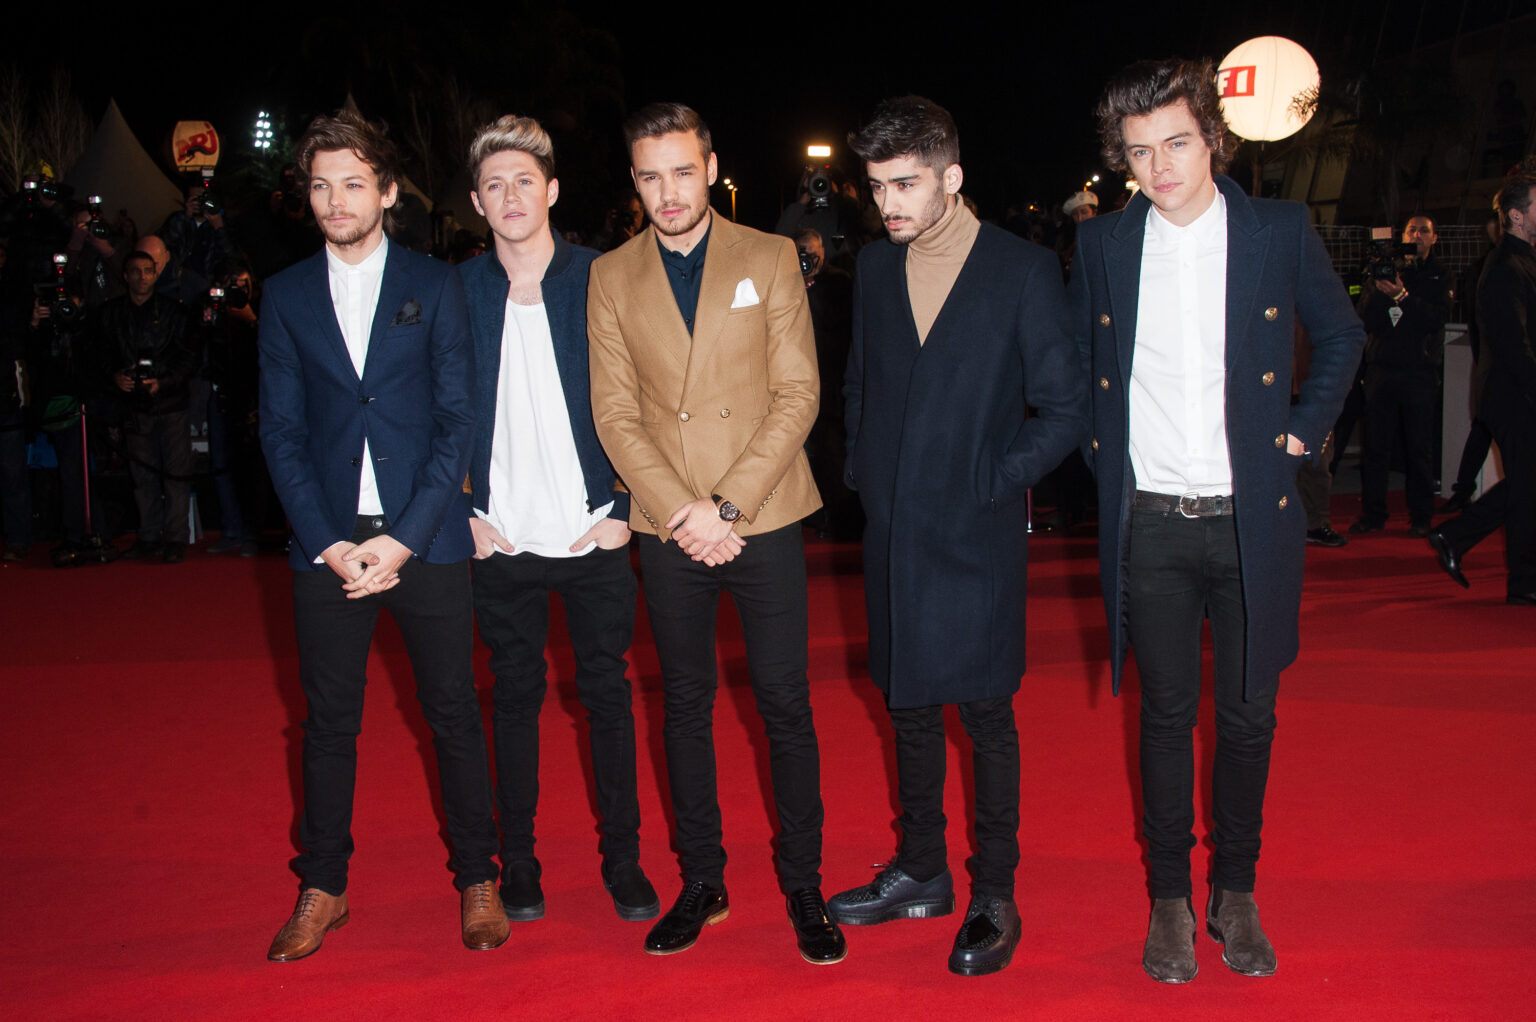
[622,103,711,160]
[295,109,404,199]
[1495,176,1536,229]
[1096,58,1234,175]
[847,95,959,171]
[123,251,155,271]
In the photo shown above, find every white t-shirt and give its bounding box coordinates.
[481,299,610,557]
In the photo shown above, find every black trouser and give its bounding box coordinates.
[638,524,824,894]
[289,516,499,895]
[1126,508,1278,899]
[1,409,31,548]
[471,544,642,874]
[1297,431,1336,530]
[1359,368,1437,527]
[1438,404,1536,596]
[125,408,192,543]
[888,694,1020,898]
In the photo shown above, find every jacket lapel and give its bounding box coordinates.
[362,243,411,384]
[300,250,354,379]
[1218,177,1271,365]
[1105,192,1149,378]
[684,214,742,398]
[632,228,692,374]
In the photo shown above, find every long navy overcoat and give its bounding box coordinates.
[1070,176,1365,697]
[844,224,1088,709]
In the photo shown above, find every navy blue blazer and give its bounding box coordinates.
[1071,175,1365,696]
[259,241,476,570]
[457,234,628,523]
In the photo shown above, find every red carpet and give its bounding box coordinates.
[1,506,1532,1020]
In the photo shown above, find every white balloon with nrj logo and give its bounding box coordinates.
[1217,36,1319,142]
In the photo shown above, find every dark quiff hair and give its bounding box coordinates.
[1096,58,1235,175]
[847,95,960,171]
[1494,175,1536,229]
[622,102,711,159]
[295,109,405,224]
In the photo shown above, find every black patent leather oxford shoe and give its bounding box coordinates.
[787,887,847,964]
[644,882,728,955]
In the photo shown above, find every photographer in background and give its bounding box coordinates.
[796,227,858,539]
[155,177,240,304]
[776,164,864,274]
[66,198,126,308]
[1349,216,1450,538]
[100,251,197,563]
[199,264,264,556]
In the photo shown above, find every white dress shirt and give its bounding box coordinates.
[1129,190,1233,496]
[325,236,388,516]
[480,299,610,558]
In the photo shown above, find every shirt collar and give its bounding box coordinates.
[1145,187,1226,246]
[656,219,711,269]
[326,234,389,277]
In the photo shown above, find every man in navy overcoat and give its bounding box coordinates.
[831,96,1086,977]
[1071,60,1363,983]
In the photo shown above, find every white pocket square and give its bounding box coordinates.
[731,278,760,309]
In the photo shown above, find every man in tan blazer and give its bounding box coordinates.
[588,102,845,966]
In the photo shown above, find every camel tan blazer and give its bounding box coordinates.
[588,211,821,540]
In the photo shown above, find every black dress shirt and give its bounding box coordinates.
[657,223,710,335]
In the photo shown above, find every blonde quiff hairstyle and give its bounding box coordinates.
[468,115,556,186]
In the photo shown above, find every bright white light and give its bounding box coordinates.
[807,145,831,158]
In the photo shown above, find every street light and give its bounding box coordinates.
[723,178,737,221]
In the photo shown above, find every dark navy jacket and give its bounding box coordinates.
[458,234,628,524]
[259,242,476,570]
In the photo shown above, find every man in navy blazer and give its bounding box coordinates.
[259,111,505,961]
[1072,61,1363,983]
[456,115,659,925]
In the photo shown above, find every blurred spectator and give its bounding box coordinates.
[100,251,197,563]
[795,227,859,540]
[775,165,865,273]
[155,179,241,304]
[1348,216,1449,538]
[593,191,644,251]
[199,263,265,556]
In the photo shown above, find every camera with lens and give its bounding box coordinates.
[195,171,223,218]
[201,279,250,329]
[805,168,835,210]
[22,178,72,203]
[32,253,82,327]
[1364,227,1416,283]
[798,246,819,279]
[86,195,109,238]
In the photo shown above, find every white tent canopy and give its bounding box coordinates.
[65,99,182,237]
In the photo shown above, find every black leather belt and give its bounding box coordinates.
[1133,490,1235,518]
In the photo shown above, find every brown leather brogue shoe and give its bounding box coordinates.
[461,880,511,950]
[267,888,348,962]
[1207,886,1277,977]
[1143,896,1198,983]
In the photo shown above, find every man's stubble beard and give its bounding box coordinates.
[321,207,385,249]
[650,201,708,238]
[885,188,949,245]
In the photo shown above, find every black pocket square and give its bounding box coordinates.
[390,300,422,327]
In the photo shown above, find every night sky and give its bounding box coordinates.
[7,1,1505,230]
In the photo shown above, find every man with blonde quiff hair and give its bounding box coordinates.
[458,113,660,925]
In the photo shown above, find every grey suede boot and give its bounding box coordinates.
[1206,886,1277,977]
[1143,896,1198,983]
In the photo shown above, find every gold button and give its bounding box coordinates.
[1275,434,1285,448]
[1098,313,1110,326]
[679,411,690,422]
[1278,496,1288,509]
[1099,377,1110,390]
[720,408,730,418]
[1264,307,1278,321]
[1091,438,1099,451]
[1262,371,1275,386]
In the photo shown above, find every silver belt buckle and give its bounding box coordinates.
[1178,492,1200,518]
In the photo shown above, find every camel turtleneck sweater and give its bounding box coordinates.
[905,196,980,344]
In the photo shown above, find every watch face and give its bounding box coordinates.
[718,500,741,522]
